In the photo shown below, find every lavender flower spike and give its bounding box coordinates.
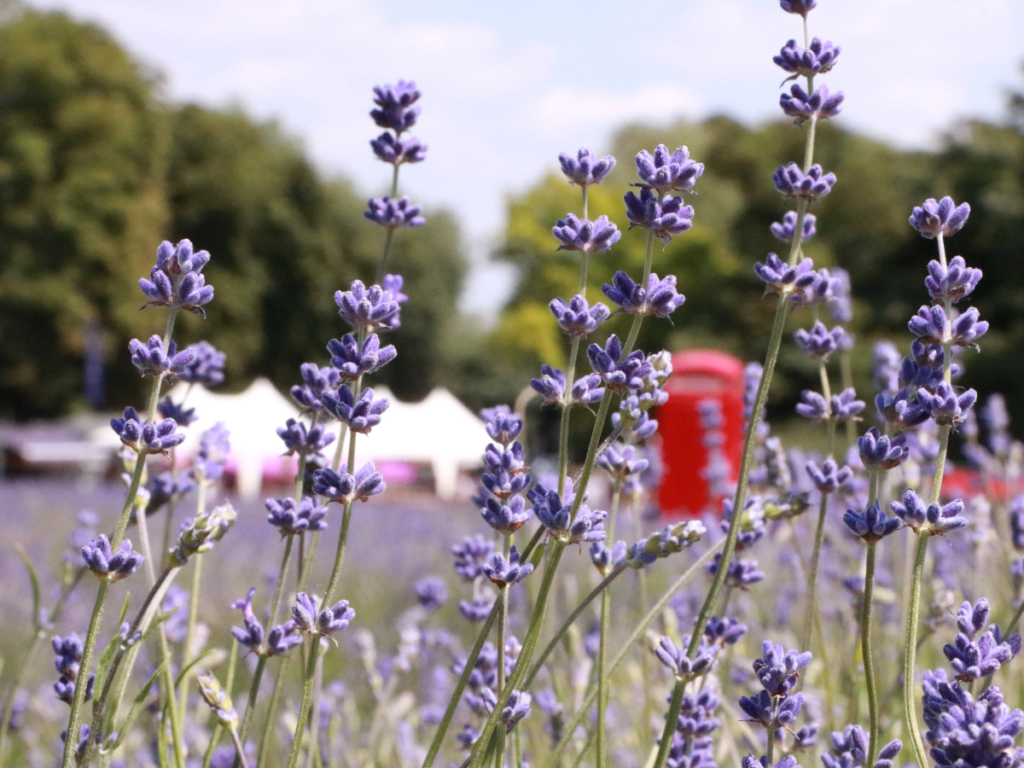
[780,84,844,125]
[622,188,695,244]
[81,535,143,582]
[771,211,817,243]
[654,635,716,680]
[773,163,837,200]
[327,333,397,381]
[753,640,812,696]
[291,363,341,413]
[480,405,523,446]
[858,427,908,470]
[110,407,185,453]
[806,459,852,494]
[558,147,616,187]
[500,690,532,732]
[179,341,226,386]
[371,80,421,133]
[634,144,705,194]
[481,545,534,588]
[551,214,621,253]
[780,0,817,15]
[909,196,971,239]
[276,418,335,457]
[334,279,401,333]
[312,464,386,504]
[890,488,968,536]
[370,132,427,164]
[926,256,982,304]
[292,592,355,637]
[754,253,817,295]
[549,294,611,337]
[266,496,329,535]
[231,587,265,653]
[943,598,1022,681]
[129,336,195,377]
[844,502,903,543]
[138,239,215,316]
[793,321,845,361]
[601,272,685,318]
[321,386,390,434]
[530,365,567,405]
[774,38,841,80]
[481,496,532,533]
[364,196,425,228]
[908,305,989,348]
[917,382,978,427]
[587,334,654,393]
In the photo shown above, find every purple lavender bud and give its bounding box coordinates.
[321,385,390,434]
[825,726,901,768]
[266,621,301,656]
[623,188,695,243]
[571,373,606,407]
[770,211,817,243]
[858,427,908,470]
[653,635,717,680]
[231,587,265,652]
[81,535,143,582]
[480,496,532,533]
[754,253,817,295]
[316,463,386,505]
[909,196,971,239]
[364,196,425,229]
[327,333,397,381]
[739,692,805,730]
[598,442,649,480]
[780,84,844,125]
[639,274,686,318]
[157,397,197,428]
[793,724,819,750]
[612,404,659,441]
[276,418,335,456]
[266,496,329,535]
[1011,496,1024,552]
[549,294,611,337]
[890,488,968,535]
[794,321,845,361]
[943,598,1022,681]
[805,459,852,493]
[773,163,837,199]
[900,340,955,392]
[791,267,841,307]
[601,271,686,317]
[796,388,864,422]
[708,554,765,587]
[139,239,214,316]
[129,336,195,378]
[291,363,341,414]
[459,595,496,622]
[370,80,421,133]
[480,405,523,446]
[634,144,704,194]
[843,502,903,543]
[530,365,567,405]
[753,640,813,696]
[779,0,816,15]
[874,341,901,396]
[587,334,654,393]
[481,442,531,500]
[414,577,448,610]
[500,690,532,732]
[452,535,494,581]
[179,341,226,386]
[925,256,982,304]
[481,545,534,589]
[774,38,841,79]
[705,616,748,646]
[53,634,84,680]
[916,382,978,427]
[909,305,989,347]
[370,132,427,164]
[627,521,706,568]
[558,147,616,187]
[292,593,355,636]
[192,422,231,482]
[828,268,853,323]
[875,388,930,430]
[590,540,627,572]
[551,214,621,253]
[334,279,402,333]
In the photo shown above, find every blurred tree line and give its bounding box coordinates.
[0,7,466,418]
[484,83,1024,445]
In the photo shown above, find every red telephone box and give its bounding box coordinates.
[657,350,746,519]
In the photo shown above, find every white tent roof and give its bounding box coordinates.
[91,379,489,500]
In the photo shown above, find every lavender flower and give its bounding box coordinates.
[588,334,653,393]
[156,397,197,428]
[129,336,195,378]
[192,421,231,482]
[312,464,386,504]
[890,489,967,536]
[551,214,621,253]
[780,84,844,124]
[81,535,143,582]
[481,442,531,499]
[908,305,989,347]
[754,253,817,295]
[529,482,606,544]
[110,407,185,453]
[942,598,1022,681]
[415,577,448,610]
[623,188,695,244]
[452,535,494,580]
[231,587,269,654]
[875,389,931,431]
[558,147,616,187]
[598,442,649,481]
[844,502,903,543]
[501,690,532,732]
[172,503,237,563]
[481,496,532,533]
[792,267,841,307]
[794,321,845,361]
[773,163,837,199]
[139,239,214,316]
[266,496,328,535]
[481,545,534,589]
[530,365,567,405]
[334,279,401,333]
[909,197,971,239]
[327,333,397,381]
[291,363,341,413]
[926,256,982,304]
[913,382,976,427]
[774,38,841,79]
[738,690,805,728]
[601,271,686,317]
[708,554,765,587]
[900,341,954,392]
[771,211,817,243]
[370,132,426,164]
[779,0,816,16]
[371,80,420,133]
[625,520,706,568]
[292,593,355,637]
[179,341,226,386]
[364,196,425,228]
[480,405,523,446]
[858,427,908,469]
[805,459,852,493]
[459,595,496,622]
[197,673,238,727]
[634,144,704,194]
[276,418,335,456]
[654,635,716,680]
[796,388,864,422]
[52,634,94,704]
[321,386,390,434]
[823,726,902,768]
[705,617,748,646]
[590,540,627,573]
[549,294,611,336]
[753,640,813,696]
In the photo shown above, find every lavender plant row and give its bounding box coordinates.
[1,3,1022,768]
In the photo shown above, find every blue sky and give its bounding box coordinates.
[32,0,1024,314]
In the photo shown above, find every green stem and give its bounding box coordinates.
[62,581,110,767]
[285,639,322,768]
[202,641,238,768]
[557,339,581,497]
[862,542,879,767]
[228,726,251,768]
[840,351,857,447]
[257,657,287,764]
[902,534,931,768]
[1007,597,1024,637]
[766,699,778,766]
[324,414,360,603]
[651,680,685,768]
[802,490,830,651]
[234,655,266,759]
[495,535,511,768]
[596,486,621,768]
[269,536,295,627]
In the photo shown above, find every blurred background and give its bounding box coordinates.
[1,0,1024,461]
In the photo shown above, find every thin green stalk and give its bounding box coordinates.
[862,542,880,767]
[596,485,622,768]
[257,657,287,764]
[802,490,830,651]
[159,627,187,768]
[766,699,778,766]
[376,165,402,279]
[234,656,266,759]
[228,726,251,768]
[179,485,209,717]
[1007,598,1024,636]
[622,229,656,354]
[651,680,686,768]
[840,351,857,446]
[200,641,239,768]
[286,639,322,768]
[495,535,511,768]
[61,581,110,767]
[902,534,931,768]
[324,408,360,602]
